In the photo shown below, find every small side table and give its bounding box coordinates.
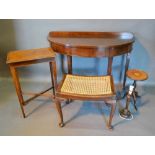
[120,69,148,120]
[127,69,148,110]
[7,48,56,118]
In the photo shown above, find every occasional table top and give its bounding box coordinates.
[48,31,135,57]
[7,48,55,64]
[127,69,148,81]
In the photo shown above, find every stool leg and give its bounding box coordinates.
[55,99,64,127]
[9,66,26,118]
[107,100,116,130]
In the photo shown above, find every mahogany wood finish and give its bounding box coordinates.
[7,48,56,118]
[48,31,134,58]
[67,55,72,74]
[107,57,113,75]
[48,31,135,130]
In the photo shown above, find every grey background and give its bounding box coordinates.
[0,19,155,136]
[0,19,155,84]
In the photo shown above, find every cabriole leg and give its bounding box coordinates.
[55,99,64,127]
[107,100,116,130]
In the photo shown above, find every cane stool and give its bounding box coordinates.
[6,48,56,118]
[126,69,148,110]
[48,31,135,130]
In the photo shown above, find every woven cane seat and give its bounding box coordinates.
[58,74,115,96]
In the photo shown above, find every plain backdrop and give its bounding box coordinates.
[0,0,155,154]
[0,19,155,85]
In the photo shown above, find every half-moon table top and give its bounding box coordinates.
[48,31,135,57]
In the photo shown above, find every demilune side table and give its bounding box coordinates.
[48,31,135,129]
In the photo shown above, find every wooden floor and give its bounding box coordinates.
[0,78,155,136]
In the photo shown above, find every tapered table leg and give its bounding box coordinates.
[10,65,26,118]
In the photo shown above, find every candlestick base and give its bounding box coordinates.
[119,108,133,120]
